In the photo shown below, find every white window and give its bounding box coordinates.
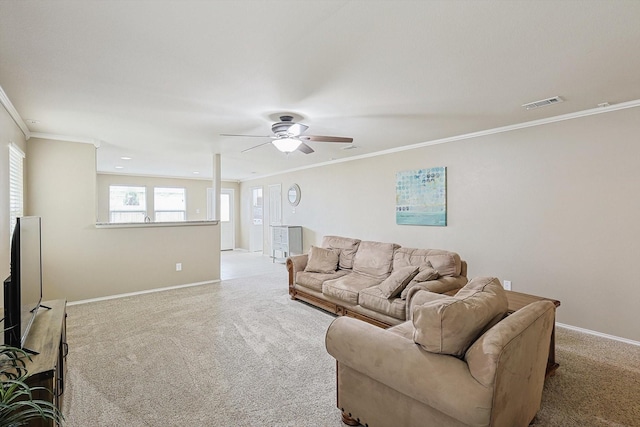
[109,185,147,223]
[154,187,186,222]
[9,143,25,242]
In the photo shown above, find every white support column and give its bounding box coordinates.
[212,153,221,220]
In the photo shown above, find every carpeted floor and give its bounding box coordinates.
[535,328,640,426]
[63,272,640,426]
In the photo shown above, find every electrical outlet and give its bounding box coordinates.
[503,280,512,291]
[176,263,182,272]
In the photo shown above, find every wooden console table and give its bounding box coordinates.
[504,290,561,377]
[22,299,68,427]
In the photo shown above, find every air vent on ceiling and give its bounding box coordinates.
[522,96,564,110]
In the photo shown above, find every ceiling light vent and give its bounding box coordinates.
[522,96,564,110]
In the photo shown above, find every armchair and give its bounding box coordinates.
[325,280,555,427]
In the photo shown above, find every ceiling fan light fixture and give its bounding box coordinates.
[273,137,301,153]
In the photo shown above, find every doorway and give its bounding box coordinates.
[208,187,236,251]
[249,186,264,253]
[220,189,235,250]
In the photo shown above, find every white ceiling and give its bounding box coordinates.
[2,0,640,181]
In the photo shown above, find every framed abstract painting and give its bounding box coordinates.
[396,167,447,226]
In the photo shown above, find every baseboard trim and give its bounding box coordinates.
[556,322,640,347]
[67,279,220,306]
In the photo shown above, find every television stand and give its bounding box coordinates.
[22,299,67,427]
[19,305,54,355]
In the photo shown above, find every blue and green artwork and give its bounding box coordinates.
[396,167,447,226]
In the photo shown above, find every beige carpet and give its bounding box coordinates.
[63,272,640,426]
[535,327,640,426]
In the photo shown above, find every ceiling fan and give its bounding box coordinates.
[221,115,353,154]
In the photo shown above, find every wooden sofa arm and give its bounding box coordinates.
[286,253,308,286]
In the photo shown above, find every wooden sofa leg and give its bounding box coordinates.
[341,412,360,426]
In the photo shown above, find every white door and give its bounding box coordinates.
[249,186,264,253]
[269,184,282,226]
[268,184,282,256]
[220,189,235,250]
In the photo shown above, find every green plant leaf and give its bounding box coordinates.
[0,343,64,425]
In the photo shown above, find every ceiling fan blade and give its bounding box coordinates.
[297,143,315,154]
[288,123,309,136]
[220,133,273,138]
[241,141,273,153]
[299,135,353,143]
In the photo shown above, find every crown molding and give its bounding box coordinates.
[1,85,101,146]
[29,132,102,148]
[0,85,31,139]
[241,98,640,182]
[3,81,639,181]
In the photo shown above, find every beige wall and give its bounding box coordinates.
[240,107,640,342]
[0,106,27,282]
[27,138,220,302]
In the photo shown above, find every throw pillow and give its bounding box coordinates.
[377,266,419,298]
[413,267,439,283]
[412,277,508,357]
[304,246,340,274]
[418,260,434,270]
[400,262,439,300]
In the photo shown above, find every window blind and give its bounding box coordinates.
[9,142,25,242]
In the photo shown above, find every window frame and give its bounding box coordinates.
[153,187,186,222]
[109,185,148,223]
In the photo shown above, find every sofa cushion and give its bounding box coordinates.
[352,241,399,280]
[323,273,382,305]
[304,246,339,274]
[412,277,508,357]
[359,286,407,320]
[386,320,414,340]
[295,270,351,292]
[393,247,461,277]
[321,236,361,270]
[377,266,419,298]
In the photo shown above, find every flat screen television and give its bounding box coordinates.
[4,216,43,349]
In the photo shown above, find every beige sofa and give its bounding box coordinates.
[325,277,556,427]
[287,235,467,328]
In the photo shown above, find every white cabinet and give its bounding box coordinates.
[271,225,302,262]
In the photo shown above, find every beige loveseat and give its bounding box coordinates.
[287,235,467,328]
[325,277,556,427]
